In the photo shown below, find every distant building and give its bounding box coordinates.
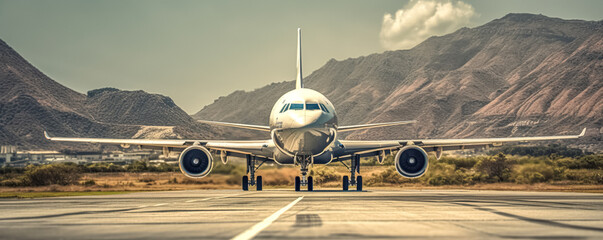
[0,145,17,165]
[3,148,161,167]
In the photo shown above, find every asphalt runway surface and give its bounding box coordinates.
[1,189,602,240]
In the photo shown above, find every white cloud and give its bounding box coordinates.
[380,0,476,50]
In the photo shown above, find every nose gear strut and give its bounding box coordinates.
[294,155,314,191]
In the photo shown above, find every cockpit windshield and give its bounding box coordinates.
[289,103,304,110]
[306,103,320,110]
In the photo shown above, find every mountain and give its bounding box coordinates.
[0,39,223,150]
[194,14,602,149]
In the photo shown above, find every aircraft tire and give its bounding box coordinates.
[256,176,262,191]
[242,176,249,191]
[295,176,301,191]
[356,176,362,191]
[342,176,349,191]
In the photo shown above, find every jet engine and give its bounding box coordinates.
[178,146,213,178]
[395,146,428,178]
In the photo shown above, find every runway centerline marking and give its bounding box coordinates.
[231,196,304,240]
[185,193,247,203]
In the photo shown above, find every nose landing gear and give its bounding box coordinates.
[294,155,314,191]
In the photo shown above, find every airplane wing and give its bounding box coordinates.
[337,120,416,132]
[197,120,271,132]
[336,128,586,157]
[44,131,273,158]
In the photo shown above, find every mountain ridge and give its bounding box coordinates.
[0,39,226,150]
[193,13,602,150]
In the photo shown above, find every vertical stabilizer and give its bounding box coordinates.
[296,28,303,89]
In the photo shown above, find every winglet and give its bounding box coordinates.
[579,128,586,137]
[43,131,51,140]
[296,28,303,89]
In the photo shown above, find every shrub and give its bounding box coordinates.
[555,155,603,169]
[212,162,245,175]
[82,179,96,186]
[127,161,148,172]
[85,162,125,172]
[366,167,409,185]
[490,144,585,158]
[23,163,82,186]
[474,153,513,182]
[512,163,554,184]
[564,169,603,184]
[0,178,24,187]
[309,166,339,184]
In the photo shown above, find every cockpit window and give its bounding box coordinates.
[319,103,329,113]
[279,103,289,113]
[306,103,320,110]
[289,103,304,110]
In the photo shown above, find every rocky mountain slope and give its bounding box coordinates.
[0,39,224,150]
[194,14,602,149]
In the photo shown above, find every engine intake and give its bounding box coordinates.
[179,146,213,178]
[395,146,428,178]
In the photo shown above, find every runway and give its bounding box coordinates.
[1,189,602,239]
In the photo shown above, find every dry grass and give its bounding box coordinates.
[1,166,601,194]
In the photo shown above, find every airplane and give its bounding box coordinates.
[45,28,586,191]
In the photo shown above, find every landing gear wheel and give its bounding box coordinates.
[356,176,363,191]
[342,176,349,191]
[256,176,263,191]
[295,176,301,192]
[242,176,249,191]
[307,176,313,191]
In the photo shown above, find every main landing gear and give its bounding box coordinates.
[294,155,314,191]
[340,155,363,191]
[242,155,265,191]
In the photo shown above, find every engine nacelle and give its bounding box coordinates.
[395,146,429,178]
[178,146,213,178]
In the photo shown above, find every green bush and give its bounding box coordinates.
[490,144,586,158]
[512,163,554,184]
[126,161,148,172]
[23,163,82,186]
[424,163,459,185]
[212,161,244,175]
[564,169,603,184]
[474,153,513,182]
[555,155,603,169]
[310,166,339,184]
[366,167,410,185]
[82,179,96,186]
[0,178,25,187]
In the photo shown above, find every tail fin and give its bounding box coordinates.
[296,28,303,89]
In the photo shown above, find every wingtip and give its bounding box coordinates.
[579,128,586,137]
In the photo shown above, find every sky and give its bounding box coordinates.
[0,0,601,113]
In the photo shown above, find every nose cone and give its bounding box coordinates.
[287,110,328,128]
[304,110,324,127]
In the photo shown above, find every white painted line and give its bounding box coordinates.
[231,196,303,240]
[153,203,167,207]
[185,193,245,204]
[186,197,213,203]
[137,205,148,208]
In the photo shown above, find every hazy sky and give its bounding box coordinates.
[0,0,601,113]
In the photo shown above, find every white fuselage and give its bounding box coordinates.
[269,88,338,159]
